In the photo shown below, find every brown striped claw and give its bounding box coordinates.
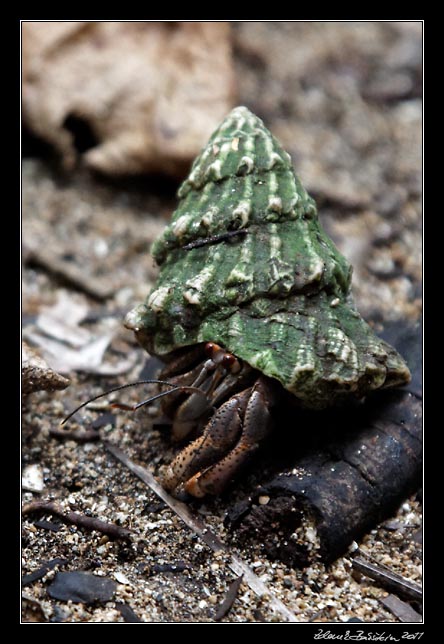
[160,375,274,497]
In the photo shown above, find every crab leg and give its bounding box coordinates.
[162,377,274,497]
[170,370,219,442]
[161,390,250,492]
[185,378,273,497]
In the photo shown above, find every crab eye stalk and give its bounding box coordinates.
[205,342,222,359]
[222,353,241,374]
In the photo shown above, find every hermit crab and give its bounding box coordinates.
[118,106,411,498]
[64,107,410,496]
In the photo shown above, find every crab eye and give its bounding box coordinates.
[222,353,241,374]
[205,342,222,359]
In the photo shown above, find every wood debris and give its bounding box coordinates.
[22,500,133,541]
[379,594,422,623]
[22,341,70,394]
[351,553,422,603]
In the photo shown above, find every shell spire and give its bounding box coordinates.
[150,106,319,265]
[126,106,411,409]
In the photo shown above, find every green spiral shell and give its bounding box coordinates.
[126,106,410,408]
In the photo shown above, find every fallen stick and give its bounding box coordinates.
[379,594,422,623]
[351,553,422,603]
[22,500,132,541]
[49,427,101,443]
[25,246,112,301]
[228,388,422,566]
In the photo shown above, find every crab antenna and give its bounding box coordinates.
[111,385,208,412]
[60,379,200,426]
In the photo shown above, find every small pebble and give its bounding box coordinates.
[22,464,44,492]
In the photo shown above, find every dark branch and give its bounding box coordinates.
[22,500,133,541]
[49,427,101,443]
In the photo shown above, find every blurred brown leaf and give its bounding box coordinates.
[22,21,235,176]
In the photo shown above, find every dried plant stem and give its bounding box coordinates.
[351,553,422,603]
[49,427,101,443]
[22,500,132,541]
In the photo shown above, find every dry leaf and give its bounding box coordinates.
[25,331,111,374]
[24,291,137,375]
[22,21,235,176]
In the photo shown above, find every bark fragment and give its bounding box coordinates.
[22,341,70,394]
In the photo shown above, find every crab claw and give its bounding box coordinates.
[161,392,247,493]
[183,439,255,497]
[183,473,206,498]
[161,377,274,497]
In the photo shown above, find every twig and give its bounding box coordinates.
[22,500,132,541]
[151,562,189,574]
[105,442,300,623]
[379,594,422,623]
[214,575,243,621]
[351,554,422,603]
[49,427,101,443]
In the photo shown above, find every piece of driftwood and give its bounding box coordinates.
[226,321,422,566]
